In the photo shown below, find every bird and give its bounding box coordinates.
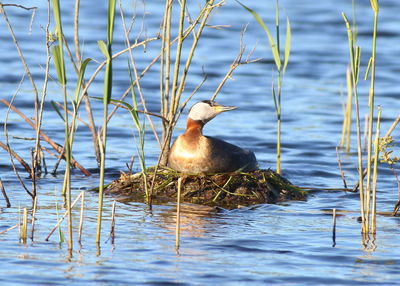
[168,100,258,174]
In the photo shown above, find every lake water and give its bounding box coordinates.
[1,0,400,285]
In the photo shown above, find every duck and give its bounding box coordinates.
[168,100,258,174]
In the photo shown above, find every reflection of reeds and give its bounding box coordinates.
[175,177,182,250]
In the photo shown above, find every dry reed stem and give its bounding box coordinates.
[335,146,348,189]
[3,76,32,197]
[45,191,83,241]
[211,26,259,101]
[0,99,91,176]
[0,142,32,175]
[79,37,158,102]
[352,115,400,192]
[0,223,19,235]
[74,0,82,65]
[78,191,85,243]
[175,177,182,250]
[370,107,381,234]
[0,179,11,207]
[160,0,173,128]
[161,0,217,166]
[33,0,52,179]
[30,196,37,240]
[0,3,43,178]
[108,4,211,130]
[339,67,352,152]
[365,11,379,227]
[119,3,161,148]
[149,0,220,202]
[21,208,28,244]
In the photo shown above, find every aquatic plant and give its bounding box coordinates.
[51,0,73,250]
[342,0,381,236]
[96,0,117,244]
[364,0,379,230]
[236,0,291,174]
[342,11,364,232]
[157,0,219,167]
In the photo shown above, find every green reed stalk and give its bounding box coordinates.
[365,0,379,216]
[51,0,73,250]
[237,0,290,174]
[371,107,381,234]
[342,13,365,232]
[96,0,116,244]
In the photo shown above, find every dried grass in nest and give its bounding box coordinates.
[104,167,307,209]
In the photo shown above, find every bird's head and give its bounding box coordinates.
[188,100,237,124]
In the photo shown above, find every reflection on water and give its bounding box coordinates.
[157,203,219,238]
[1,0,400,285]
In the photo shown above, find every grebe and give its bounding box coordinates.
[168,100,258,174]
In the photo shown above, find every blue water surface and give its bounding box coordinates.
[1,0,400,285]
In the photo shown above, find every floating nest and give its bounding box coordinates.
[105,167,307,209]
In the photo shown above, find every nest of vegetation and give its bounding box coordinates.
[105,167,307,209]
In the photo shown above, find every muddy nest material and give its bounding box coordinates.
[105,167,306,209]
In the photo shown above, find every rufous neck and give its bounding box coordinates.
[186,118,204,133]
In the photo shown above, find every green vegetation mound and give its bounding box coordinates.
[105,167,307,209]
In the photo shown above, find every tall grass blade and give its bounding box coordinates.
[52,45,66,85]
[97,40,110,59]
[51,0,66,85]
[50,100,65,122]
[283,16,291,75]
[74,58,92,105]
[370,0,379,12]
[236,0,281,70]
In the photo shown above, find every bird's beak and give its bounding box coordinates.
[213,104,237,113]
